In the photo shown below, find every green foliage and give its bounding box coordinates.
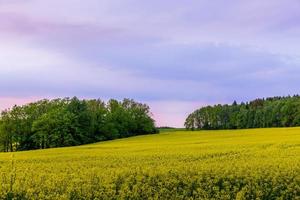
[0,128,299,199]
[185,95,300,130]
[0,97,157,152]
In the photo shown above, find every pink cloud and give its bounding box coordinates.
[0,96,42,111]
[147,100,207,128]
[0,12,123,43]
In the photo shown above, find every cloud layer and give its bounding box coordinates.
[1,0,300,127]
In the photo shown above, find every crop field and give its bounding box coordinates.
[0,128,299,199]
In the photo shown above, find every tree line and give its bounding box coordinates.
[185,95,300,130]
[0,97,158,152]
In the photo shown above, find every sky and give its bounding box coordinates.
[1,0,300,127]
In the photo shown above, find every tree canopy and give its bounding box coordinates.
[185,95,300,130]
[0,97,158,152]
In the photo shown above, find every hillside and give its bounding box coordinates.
[0,128,300,199]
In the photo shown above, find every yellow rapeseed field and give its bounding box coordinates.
[0,128,299,199]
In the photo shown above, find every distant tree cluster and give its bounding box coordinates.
[0,97,158,152]
[157,126,175,129]
[185,95,300,130]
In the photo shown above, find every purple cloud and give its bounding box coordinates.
[1,0,300,127]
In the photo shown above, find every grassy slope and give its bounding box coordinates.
[0,128,300,199]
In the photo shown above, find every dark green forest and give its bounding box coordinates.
[185,95,300,130]
[0,97,158,152]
